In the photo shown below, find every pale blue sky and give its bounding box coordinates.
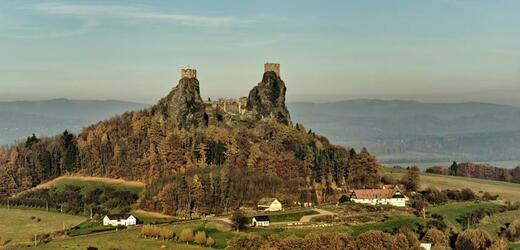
[1,0,519,105]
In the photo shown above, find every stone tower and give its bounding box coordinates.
[264,63,280,77]
[181,68,197,79]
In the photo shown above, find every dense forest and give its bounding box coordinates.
[0,71,382,216]
[426,162,520,183]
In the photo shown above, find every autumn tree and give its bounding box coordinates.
[402,166,420,192]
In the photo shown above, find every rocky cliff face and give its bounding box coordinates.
[153,77,208,129]
[247,71,291,125]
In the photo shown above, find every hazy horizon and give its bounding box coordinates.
[1,0,519,105]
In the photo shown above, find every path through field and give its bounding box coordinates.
[299,208,337,223]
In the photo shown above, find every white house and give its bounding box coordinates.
[252,216,270,227]
[257,198,282,212]
[349,186,407,207]
[103,214,137,226]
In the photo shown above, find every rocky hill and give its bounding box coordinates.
[0,64,381,216]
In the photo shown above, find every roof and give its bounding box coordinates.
[105,214,133,220]
[351,189,402,199]
[257,198,278,206]
[253,216,270,222]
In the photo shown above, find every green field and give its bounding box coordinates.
[384,167,520,202]
[0,208,86,247]
[476,210,520,235]
[250,210,318,223]
[33,220,235,250]
[429,202,503,231]
[52,178,143,195]
[351,216,426,236]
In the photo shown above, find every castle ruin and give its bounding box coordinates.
[264,63,280,77]
[181,68,197,79]
[175,62,286,126]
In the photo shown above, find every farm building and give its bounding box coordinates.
[103,214,137,226]
[252,216,270,227]
[257,198,283,212]
[349,186,407,207]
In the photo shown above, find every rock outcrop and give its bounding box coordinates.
[153,77,208,129]
[247,71,291,125]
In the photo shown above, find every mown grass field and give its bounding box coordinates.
[384,167,520,202]
[32,220,235,250]
[476,210,520,234]
[0,207,86,247]
[429,201,503,231]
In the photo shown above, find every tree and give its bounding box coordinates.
[449,161,458,176]
[422,228,448,248]
[356,230,396,250]
[194,231,207,245]
[455,229,494,250]
[402,166,420,192]
[230,210,249,232]
[206,237,216,247]
[179,228,194,243]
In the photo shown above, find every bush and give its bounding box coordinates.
[206,237,215,247]
[194,231,207,245]
[179,228,194,243]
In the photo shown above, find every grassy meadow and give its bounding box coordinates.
[384,167,520,202]
[32,220,235,250]
[476,210,520,234]
[429,202,503,231]
[0,207,85,247]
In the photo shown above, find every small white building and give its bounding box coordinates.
[252,216,270,227]
[103,214,137,226]
[420,243,432,250]
[257,198,282,212]
[349,186,407,207]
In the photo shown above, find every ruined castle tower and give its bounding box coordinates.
[181,68,197,79]
[264,63,280,77]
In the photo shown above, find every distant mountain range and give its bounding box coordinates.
[288,99,520,163]
[1,98,519,163]
[0,99,148,145]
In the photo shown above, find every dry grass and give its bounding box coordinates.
[384,167,520,202]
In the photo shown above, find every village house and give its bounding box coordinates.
[349,186,407,207]
[252,216,270,227]
[103,214,137,226]
[257,198,283,212]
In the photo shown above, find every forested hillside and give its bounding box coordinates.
[0,70,382,216]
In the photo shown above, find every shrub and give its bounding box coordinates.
[206,237,215,247]
[194,231,207,245]
[179,228,194,243]
[504,219,520,241]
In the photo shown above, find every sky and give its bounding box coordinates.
[1,0,519,105]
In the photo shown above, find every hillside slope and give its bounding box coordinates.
[0,66,383,217]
